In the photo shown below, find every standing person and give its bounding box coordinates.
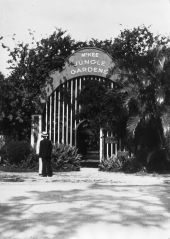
[39,131,53,177]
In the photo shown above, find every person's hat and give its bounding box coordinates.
[41,131,48,137]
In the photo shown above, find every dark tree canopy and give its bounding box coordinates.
[1,25,170,145]
[110,26,170,154]
[0,29,81,139]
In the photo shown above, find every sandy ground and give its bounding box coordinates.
[0,168,170,239]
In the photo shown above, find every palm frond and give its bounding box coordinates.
[123,90,139,109]
[120,85,134,94]
[161,109,170,135]
[127,115,141,135]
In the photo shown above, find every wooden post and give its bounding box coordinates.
[62,85,65,144]
[45,102,48,132]
[70,80,73,146]
[66,82,69,145]
[75,78,78,144]
[106,131,109,158]
[100,128,104,162]
[111,132,113,155]
[58,91,60,143]
[49,96,52,140]
[54,91,56,144]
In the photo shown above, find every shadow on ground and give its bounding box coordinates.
[0,182,170,238]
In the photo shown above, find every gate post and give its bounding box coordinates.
[31,115,42,154]
[100,128,104,162]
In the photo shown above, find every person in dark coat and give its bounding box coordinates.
[39,131,53,177]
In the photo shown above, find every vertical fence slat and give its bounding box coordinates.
[70,80,73,146]
[45,102,48,133]
[53,91,56,144]
[66,82,69,145]
[78,77,82,121]
[74,78,78,143]
[49,96,52,140]
[106,131,109,158]
[57,91,60,143]
[100,128,103,161]
[62,85,65,144]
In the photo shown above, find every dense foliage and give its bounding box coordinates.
[0,30,87,139]
[99,151,143,173]
[0,141,82,172]
[77,80,127,142]
[1,26,170,172]
[52,143,82,171]
[0,140,38,171]
[109,26,170,167]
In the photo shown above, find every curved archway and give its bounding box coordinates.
[40,47,121,165]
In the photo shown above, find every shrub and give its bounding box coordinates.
[146,148,170,173]
[6,140,31,165]
[19,149,39,170]
[52,143,82,171]
[117,150,129,162]
[0,135,5,151]
[99,154,122,172]
[0,140,38,171]
[99,151,129,172]
[122,157,144,173]
[99,150,143,173]
[0,145,7,164]
[135,146,149,166]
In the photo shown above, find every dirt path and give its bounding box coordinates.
[0,168,170,239]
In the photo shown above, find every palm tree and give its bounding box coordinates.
[122,46,170,166]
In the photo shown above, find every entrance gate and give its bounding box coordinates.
[32,47,121,161]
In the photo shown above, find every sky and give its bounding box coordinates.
[0,0,170,76]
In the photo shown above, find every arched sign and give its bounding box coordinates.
[46,47,118,97]
[66,48,115,78]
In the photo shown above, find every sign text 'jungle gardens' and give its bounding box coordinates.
[68,49,114,78]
